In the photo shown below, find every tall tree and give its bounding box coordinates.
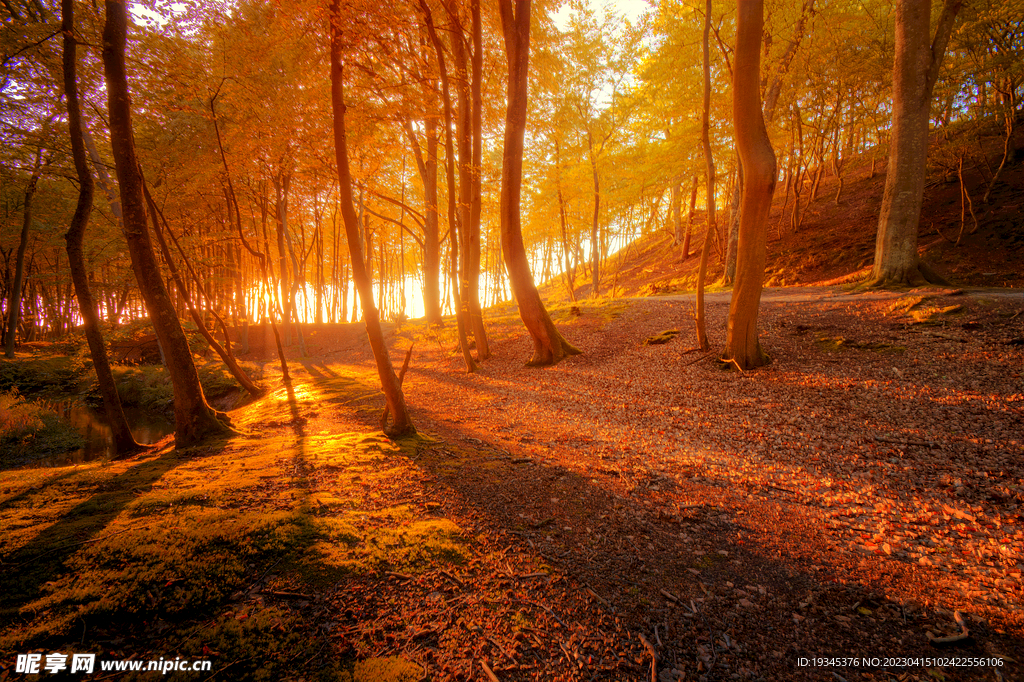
[724,0,776,370]
[62,0,142,455]
[330,0,414,436]
[498,0,580,366]
[102,0,232,447]
[465,0,490,360]
[4,140,45,358]
[869,0,962,287]
[694,0,716,352]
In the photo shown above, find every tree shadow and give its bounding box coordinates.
[0,469,78,515]
[0,446,191,613]
[402,420,1023,680]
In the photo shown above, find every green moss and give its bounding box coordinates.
[352,656,423,682]
[0,364,475,675]
[814,334,905,354]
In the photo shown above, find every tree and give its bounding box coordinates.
[498,0,580,366]
[102,0,232,447]
[330,0,414,436]
[869,0,962,287]
[62,0,143,455]
[724,0,776,370]
[694,0,716,352]
[4,134,46,358]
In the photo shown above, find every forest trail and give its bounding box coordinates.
[2,288,1022,681]
[657,285,1024,304]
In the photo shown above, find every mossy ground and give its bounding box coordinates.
[0,362,465,681]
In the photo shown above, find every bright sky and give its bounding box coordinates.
[551,0,653,32]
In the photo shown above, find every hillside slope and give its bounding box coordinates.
[546,115,1023,301]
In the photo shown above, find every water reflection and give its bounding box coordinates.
[40,401,175,464]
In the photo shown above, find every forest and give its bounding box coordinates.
[1,0,1022,680]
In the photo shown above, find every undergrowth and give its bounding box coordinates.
[0,389,85,461]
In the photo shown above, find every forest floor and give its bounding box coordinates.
[2,286,1022,682]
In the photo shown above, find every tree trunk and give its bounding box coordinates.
[466,0,490,359]
[4,147,43,358]
[330,0,414,437]
[404,118,443,327]
[274,171,292,344]
[723,157,742,285]
[587,130,601,297]
[420,0,476,372]
[869,0,961,287]
[682,175,697,260]
[694,0,716,352]
[145,186,264,398]
[62,0,142,455]
[724,0,776,370]
[103,0,232,447]
[449,0,490,361]
[498,0,580,366]
[554,140,577,302]
[670,181,682,245]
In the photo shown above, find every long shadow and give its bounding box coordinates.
[0,446,190,615]
[404,418,1024,681]
[0,470,78,515]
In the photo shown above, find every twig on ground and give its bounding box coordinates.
[525,599,567,628]
[681,351,715,367]
[638,633,658,682]
[585,585,614,611]
[480,660,500,682]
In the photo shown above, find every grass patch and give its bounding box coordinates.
[814,334,905,354]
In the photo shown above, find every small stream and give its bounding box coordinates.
[40,400,175,464]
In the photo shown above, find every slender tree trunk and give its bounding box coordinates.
[554,140,577,302]
[587,130,600,297]
[670,181,682,245]
[82,123,122,225]
[420,0,476,372]
[62,0,141,455]
[869,0,961,287]
[723,157,742,285]
[682,174,698,259]
[762,0,815,123]
[404,118,442,326]
[694,0,716,352]
[498,0,580,366]
[467,0,490,359]
[725,0,776,370]
[4,147,43,358]
[211,92,287,379]
[330,0,414,437]
[144,186,264,397]
[274,171,293,344]
[103,0,232,446]
[449,0,490,361]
